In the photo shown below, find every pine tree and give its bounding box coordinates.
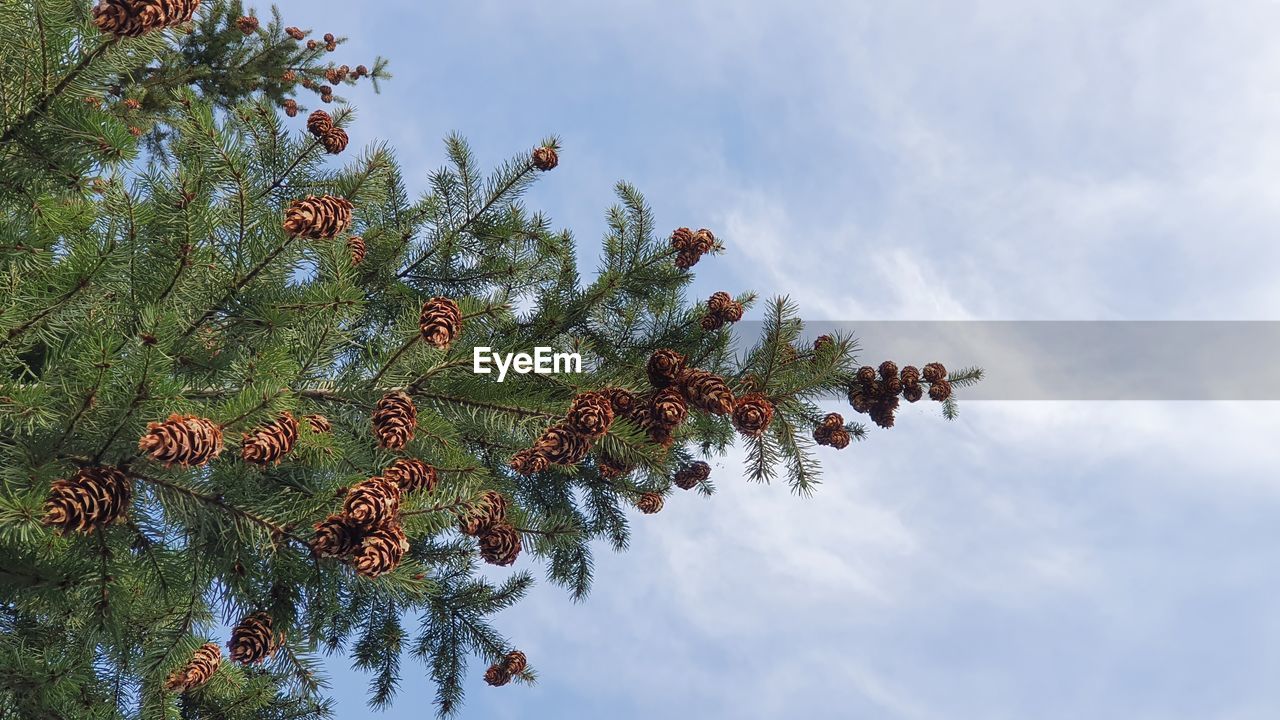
[0,2,980,717]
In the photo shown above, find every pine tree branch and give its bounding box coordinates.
[0,38,118,146]
[178,234,301,341]
[367,334,419,388]
[413,391,555,421]
[130,470,311,547]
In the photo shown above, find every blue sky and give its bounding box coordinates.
[267,1,1280,717]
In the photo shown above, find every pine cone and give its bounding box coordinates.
[700,313,724,331]
[282,195,353,239]
[342,476,402,530]
[385,458,437,494]
[597,455,632,479]
[883,377,903,397]
[93,0,200,38]
[922,362,947,384]
[356,65,369,77]
[673,461,710,490]
[418,296,462,349]
[484,664,512,687]
[531,146,558,171]
[646,349,685,389]
[509,448,549,477]
[323,32,335,43]
[304,414,332,433]
[138,414,224,467]
[309,513,362,558]
[928,378,953,402]
[732,393,775,437]
[43,466,132,534]
[458,491,509,536]
[670,227,696,251]
[707,291,734,316]
[235,15,257,34]
[900,365,921,385]
[478,523,522,566]
[847,387,873,414]
[678,369,735,415]
[353,524,409,578]
[325,66,347,84]
[674,248,702,270]
[636,492,664,515]
[240,411,299,465]
[878,361,899,381]
[320,127,348,154]
[283,99,298,117]
[601,387,639,418]
[372,391,416,450]
[347,235,366,264]
[533,424,591,466]
[721,301,744,323]
[228,612,278,665]
[813,335,834,354]
[306,109,332,137]
[902,383,924,403]
[814,425,851,449]
[502,650,527,675]
[285,26,305,40]
[565,392,615,438]
[165,641,221,692]
[690,229,714,254]
[650,387,688,427]
[869,397,899,429]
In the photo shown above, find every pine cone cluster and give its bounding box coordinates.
[509,391,616,476]
[165,642,221,692]
[732,393,775,437]
[531,146,558,171]
[384,457,437,494]
[636,492,664,515]
[848,361,950,428]
[813,413,850,449]
[285,25,305,40]
[372,391,417,450]
[240,412,299,465]
[282,98,299,117]
[700,291,745,331]
[419,297,462,349]
[138,414,224,467]
[669,227,717,269]
[673,461,710,490]
[235,15,257,34]
[302,109,349,154]
[347,235,366,265]
[310,476,408,578]
[484,650,528,687]
[42,466,132,534]
[283,195,353,239]
[93,0,199,38]
[228,611,281,665]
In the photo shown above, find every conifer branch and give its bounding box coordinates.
[0,38,118,146]
[130,470,309,547]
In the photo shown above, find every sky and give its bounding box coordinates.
[265,1,1280,718]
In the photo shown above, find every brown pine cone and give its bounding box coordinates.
[320,127,348,154]
[235,15,257,34]
[353,524,409,578]
[323,32,335,43]
[283,194,353,240]
[732,393,775,437]
[700,313,724,331]
[928,378,953,402]
[283,99,298,117]
[678,369,735,415]
[165,641,221,692]
[139,414,224,467]
[303,414,332,433]
[307,39,318,50]
[228,611,278,665]
[93,0,200,38]
[636,492,664,515]
[240,412,299,465]
[674,248,702,270]
[347,235,366,264]
[815,425,851,449]
[721,301,744,323]
[902,383,924,403]
[342,476,402,530]
[484,664,513,687]
[922,362,947,383]
[869,397,899,429]
[597,455,632,479]
[883,377,903,397]
[306,109,332,137]
[646,349,685,389]
[458,491,509,536]
[285,26,305,40]
[355,65,369,77]
[879,361,899,381]
[813,335,835,354]
[372,391,417,450]
[564,392,615,438]
[707,291,734,316]
[650,387,688,427]
[478,523,522,566]
[309,513,362,558]
[532,425,590,466]
[856,366,878,385]
[384,458,437,494]
[509,448,549,477]
[531,146,558,171]
[325,66,347,84]
[847,387,873,414]
[42,466,132,535]
[670,227,695,251]
[673,461,710,490]
[325,41,337,52]
[419,296,462,349]
[502,650,527,675]
[600,387,639,418]
[692,228,717,253]
[899,365,921,385]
